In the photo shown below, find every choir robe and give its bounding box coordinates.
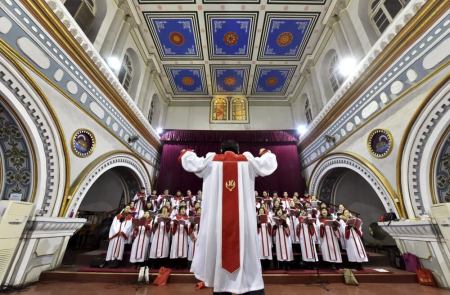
[273,219,294,262]
[170,216,190,259]
[257,217,273,260]
[181,150,277,294]
[296,218,318,262]
[188,223,199,261]
[318,218,342,263]
[106,215,133,261]
[280,198,290,210]
[132,192,147,213]
[149,218,171,259]
[130,220,152,263]
[287,210,300,244]
[340,220,368,262]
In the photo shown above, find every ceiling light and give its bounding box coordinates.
[338,57,358,77]
[107,56,121,71]
[156,127,163,135]
[297,124,308,136]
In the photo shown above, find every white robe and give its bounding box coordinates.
[273,219,294,262]
[130,222,152,263]
[287,213,300,244]
[340,220,368,262]
[170,218,189,258]
[257,220,273,260]
[149,219,170,259]
[318,220,342,263]
[132,193,148,214]
[181,150,277,293]
[188,223,199,261]
[297,221,318,262]
[106,216,133,261]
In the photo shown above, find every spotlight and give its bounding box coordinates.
[128,135,139,143]
[324,134,336,144]
[338,57,358,77]
[156,127,163,135]
[297,125,308,136]
[107,56,121,71]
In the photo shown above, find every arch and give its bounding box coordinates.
[210,96,229,121]
[0,52,68,216]
[399,80,450,217]
[309,152,403,218]
[64,0,107,42]
[357,0,379,44]
[119,48,141,98]
[321,49,342,99]
[303,94,313,124]
[63,151,151,217]
[230,97,248,122]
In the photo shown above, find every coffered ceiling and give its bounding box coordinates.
[132,0,330,102]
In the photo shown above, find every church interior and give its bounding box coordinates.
[0,0,449,294]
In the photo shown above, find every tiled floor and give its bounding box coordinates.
[5,282,449,295]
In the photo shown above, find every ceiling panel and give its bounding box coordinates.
[251,65,296,96]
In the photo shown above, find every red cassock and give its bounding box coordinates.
[181,150,277,294]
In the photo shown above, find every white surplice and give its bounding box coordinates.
[273,219,294,262]
[318,219,342,263]
[297,220,318,262]
[181,150,277,294]
[340,220,368,262]
[149,218,170,259]
[170,217,189,258]
[257,219,273,260]
[106,216,133,261]
[130,221,152,263]
[188,223,199,261]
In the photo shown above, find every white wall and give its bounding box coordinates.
[164,104,295,130]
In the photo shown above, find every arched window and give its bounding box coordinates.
[305,98,313,124]
[148,100,154,125]
[231,97,248,122]
[328,53,343,93]
[370,0,409,34]
[210,97,228,121]
[118,54,134,92]
[64,0,96,35]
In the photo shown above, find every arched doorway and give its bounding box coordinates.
[63,166,141,266]
[317,168,394,246]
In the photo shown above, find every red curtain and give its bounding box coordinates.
[156,130,305,196]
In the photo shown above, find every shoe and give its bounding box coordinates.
[144,266,150,284]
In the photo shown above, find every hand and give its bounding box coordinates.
[259,148,267,156]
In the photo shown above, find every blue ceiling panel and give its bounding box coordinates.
[205,12,258,60]
[164,65,208,95]
[211,65,250,94]
[143,12,202,60]
[259,12,319,60]
[252,66,296,95]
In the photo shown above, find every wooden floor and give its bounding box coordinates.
[5,281,449,295]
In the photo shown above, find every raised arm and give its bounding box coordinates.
[243,149,277,177]
[180,150,215,178]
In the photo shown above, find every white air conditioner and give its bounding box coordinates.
[430,203,450,252]
[0,201,33,286]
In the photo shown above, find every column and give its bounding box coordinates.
[339,9,365,59]
[99,7,126,58]
[110,15,134,59]
[136,62,152,109]
[326,15,351,58]
[143,71,158,116]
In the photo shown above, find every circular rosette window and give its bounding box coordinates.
[71,129,96,158]
[367,129,393,158]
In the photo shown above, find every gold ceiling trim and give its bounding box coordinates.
[21,0,160,150]
[299,0,449,150]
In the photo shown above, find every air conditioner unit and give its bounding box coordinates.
[0,201,33,287]
[430,203,450,252]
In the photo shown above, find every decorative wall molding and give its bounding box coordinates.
[64,152,151,217]
[309,153,402,217]
[300,2,449,167]
[401,81,450,217]
[378,220,442,241]
[434,129,450,203]
[0,55,67,216]
[0,0,159,165]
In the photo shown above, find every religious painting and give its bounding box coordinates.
[71,129,96,158]
[231,97,249,122]
[210,97,228,121]
[367,129,393,158]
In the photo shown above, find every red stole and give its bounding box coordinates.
[213,151,247,273]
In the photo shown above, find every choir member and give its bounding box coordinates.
[340,209,368,269]
[257,207,273,269]
[272,208,294,270]
[196,190,202,202]
[262,191,272,210]
[171,190,184,208]
[185,189,194,208]
[149,206,171,264]
[280,192,290,209]
[149,190,158,209]
[272,198,282,216]
[132,187,147,214]
[188,207,201,263]
[157,189,171,209]
[287,200,300,245]
[296,214,319,266]
[318,208,342,269]
[106,205,134,267]
[130,211,153,264]
[310,195,321,209]
[170,206,190,264]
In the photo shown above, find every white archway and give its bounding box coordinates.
[309,153,402,217]
[400,81,450,217]
[64,152,151,217]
